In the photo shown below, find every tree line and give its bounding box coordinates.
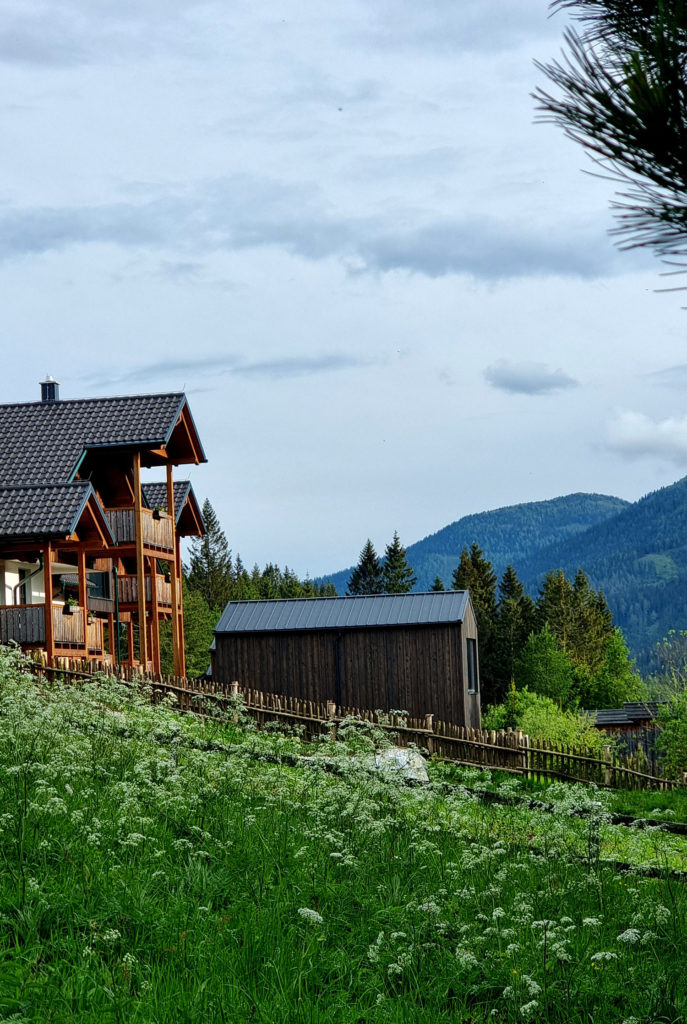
[178,502,644,713]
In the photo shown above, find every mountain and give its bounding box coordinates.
[321,477,687,670]
[516,475,687,670]
[321,492,629,596]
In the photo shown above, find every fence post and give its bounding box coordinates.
[425,714,435,757]
[604,746,611,788]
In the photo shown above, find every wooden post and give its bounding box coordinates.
[176,538,185,678]
[150,555,161,674]
[44,542,54,664]
[133,451,148,668]
[78,550,88,656]
[127,615,134,665]
[107,613,114,658]
[166,463,182,677]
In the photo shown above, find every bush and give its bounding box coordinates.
[483,687,610,753]
[656,689,687,778]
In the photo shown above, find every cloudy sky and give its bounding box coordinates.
[1,0,686,579]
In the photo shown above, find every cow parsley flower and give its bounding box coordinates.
[617,929,641,944]
[297,908,323,925]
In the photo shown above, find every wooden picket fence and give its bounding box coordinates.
[25,651,683,791]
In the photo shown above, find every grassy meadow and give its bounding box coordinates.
[0,645,685,1023]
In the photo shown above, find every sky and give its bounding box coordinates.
[1,0,687,580]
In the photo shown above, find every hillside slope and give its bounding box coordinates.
[517,476,687,667]
[322,492,629,595]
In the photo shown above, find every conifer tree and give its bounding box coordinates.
[185,499,233,613]
[493,565,536,698]
[347,540,384,595]
[452,543,499,703]
[431,576,445,592]
[382,531,417,594]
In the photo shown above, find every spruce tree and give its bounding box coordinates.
[185,499,234,614]
[493,565,536,699]
[452,543,499,704]
[431,576,445,592]
[347,540,384,595]
[382,531,417,594]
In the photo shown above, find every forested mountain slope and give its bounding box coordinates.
[517,476,687,668]
[322,493,629,595]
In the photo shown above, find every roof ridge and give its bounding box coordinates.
[221,590,468,606]
[0,391,185,411]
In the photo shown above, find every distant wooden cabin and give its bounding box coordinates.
[592,701,664,733]
[211,591,481,727]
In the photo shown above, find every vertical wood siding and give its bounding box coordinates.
[212,621,481,725]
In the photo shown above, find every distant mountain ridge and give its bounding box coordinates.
[321,492,629,595]
[320,479,687,669]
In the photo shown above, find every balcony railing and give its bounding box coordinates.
[117,575,173,608]
[0,604,103,653]
[0,604,45,645]
[104,507,173,553]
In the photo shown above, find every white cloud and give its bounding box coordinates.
[606,411,687,464]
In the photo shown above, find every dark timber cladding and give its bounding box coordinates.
[212,592,481,727]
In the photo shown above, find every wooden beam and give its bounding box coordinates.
[176,534,186,678]
[78,550,88,656]
[133,452,148,668]
[167,463,181,677]
[44,543,54,664]
[150,555,161,674]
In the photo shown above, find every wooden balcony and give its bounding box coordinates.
[0,604,45,645]
[0,604,104,654]
[104,507,174,553]
[117,575,173,608]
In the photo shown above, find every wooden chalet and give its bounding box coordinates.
[0,378,206,675]
[211,591,481,727]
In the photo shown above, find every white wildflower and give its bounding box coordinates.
[591,952,618,962]
[583,917,602,928]
[520,1001,539,1018]
[492,907,506,920]
[522,976,541,997]
[617,928,641,944]
[297,907,323,925]
[455,947,478,968]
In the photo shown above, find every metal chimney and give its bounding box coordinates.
[40,375,60,402]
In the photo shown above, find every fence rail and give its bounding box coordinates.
[23,653,684,791]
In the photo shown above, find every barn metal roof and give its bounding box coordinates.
[214,591,470,635]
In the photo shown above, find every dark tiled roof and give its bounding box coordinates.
[0,393,186,486]
[215,591,470,635]
[592,701,665,727]
[142,481,192,524]
[0,482,94,540]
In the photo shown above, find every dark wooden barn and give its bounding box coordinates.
[211,591,481,727]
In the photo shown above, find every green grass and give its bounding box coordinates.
[430,760,687,825]
[0,645,686,1023]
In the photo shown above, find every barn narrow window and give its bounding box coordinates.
[466,638,478,694]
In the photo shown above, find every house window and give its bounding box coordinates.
[89,572,112,601]
[466,638,478,694]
